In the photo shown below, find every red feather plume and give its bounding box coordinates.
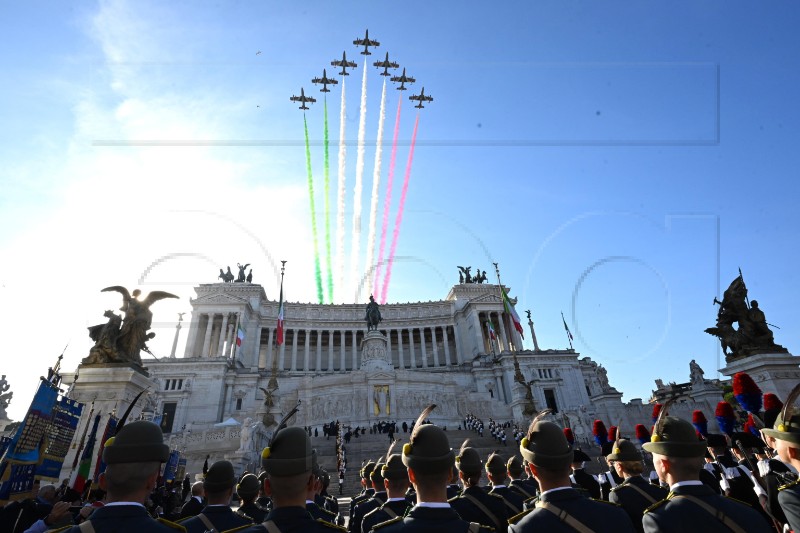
[634,424,650,444]
[715,401,735,418]
[692,410,707,424]
[764,393,783,412]
[607,426,618,442]
[563,427,575,445]
[652,403,663,423]
[732,372,761,395]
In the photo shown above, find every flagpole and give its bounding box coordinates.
[561,311,574,350]
[231,312,240,361]
[269,260,287,391]
[493,262,523,350]
[492,262,506,351]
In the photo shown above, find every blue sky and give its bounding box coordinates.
[1,1,798,420]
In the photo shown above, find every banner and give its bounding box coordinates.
[72,414,100,493]
[36,397,84,480]
[92,416,118,483]
[175,456,187,485]
[0,379,60,501]
[163,450,180,482]
[0,437,10,457]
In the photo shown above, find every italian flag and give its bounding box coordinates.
[501,286,524,338]
[486,319,497,340]
[236,325,245,347]
[276,281,285,345]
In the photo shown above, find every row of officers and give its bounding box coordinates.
[29,399,800,533]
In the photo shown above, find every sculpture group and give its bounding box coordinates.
[83,286,178,366]
[218,263,253,283]
[365,295,382,331]
[705,273,787,360]
[457,265,488,284]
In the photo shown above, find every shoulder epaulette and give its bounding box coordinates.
[779,477,800,491]
[221,525,253,533]
[447,495,459,503]
[321,507,337,518]
[487,492,505,500]
[372,516,403,530]
[643,498,669,514]
[175,516,192,524]
[610,483,627,492]
[507,507,534,525]
[235,509,253,521]
[590,498,621,507]
[157,517,188,531]
[723,494,752,506]
[316,518,348,531]
[46,526,72,533]
[522,494,537,504]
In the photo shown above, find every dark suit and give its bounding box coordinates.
[371,505,492,532]
[178,496,204,519]
[241,506,346,533]
[509,487,636,533]
[609,476,668,533]
[778,478,800,533]
[351,491,387,533]
[361,499,412,533]
[180,504,252,533]
[642,483,772,533]
[488,485,525,516]
[61,504,180,533]
[448,486,507,531]
[572,468,601,499]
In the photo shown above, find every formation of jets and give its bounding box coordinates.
[331,51,357,76]
[353,29,380,55]
[293,31,433,110]
[390,68,416,91]
[373,52,399,76]
[289,87,316,110]
[409,87,433,109]
[312,69,338,92]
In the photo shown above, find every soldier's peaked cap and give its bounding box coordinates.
[455,446,482,474]
[204,460,236,492]
[382,454,408,480]
[643,416,707,458]
[236,473,260,499]
[402,405,455,473]
[261,426,313,476]
[485,452,507,475]
[102,420,169,464]
[606,439,642,462]
[519,417,573,470]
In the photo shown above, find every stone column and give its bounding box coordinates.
[304,329,311,372]
[495,375,505,403]
[201,313,214,357]
[409,329,417,368]
[339,331,346,372]
[386,330,393,368]
[227,322,236,358]
[453,325,463,364]
[443,326,451,366]
[184,313,201,357]
[257,326,267,369]
[351,330,358,370]
[420,328,428,368]
[314,330,322,371]
[327,330,334,372]
[431,327,440,367]
[496,312,509,353]
[291,329,298,371]
[471,312,483,354]
[217,313,230,356]
[398,329,405,369]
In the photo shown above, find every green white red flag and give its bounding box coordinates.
[501,286,524,338]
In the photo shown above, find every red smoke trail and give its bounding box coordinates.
[373,96,403,292]
[380,112,420,304]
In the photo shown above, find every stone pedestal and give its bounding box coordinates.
[360,331,392,372]
[59,364,155,481]
[719,353,800,400]
[225,449,257,477]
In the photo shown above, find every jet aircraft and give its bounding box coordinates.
[331,51,357,76]
[409,87,433,109]
[289,88,316,110]
[353,29,380,55]
[390,67,416,90]
[373,52,399,76]
[312,69,338,92]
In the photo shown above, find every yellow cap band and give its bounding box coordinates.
[521,437,529,448]
[651,435,661,442]
[402,443,412,455]
[261,447,271,459]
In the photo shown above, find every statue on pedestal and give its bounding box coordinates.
[83,287,178,366]
[705,274,787,360]
[689,359,705,386]
[365,295,382,331]
[235,263,250,283]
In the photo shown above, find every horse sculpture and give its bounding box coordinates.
[365,295,382,331]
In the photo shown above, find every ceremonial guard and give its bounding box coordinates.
[448,443,507,530]
[570,449,601,499]
[506,456,537,501]
[54,421,184,533]
[508,411,635,532]
[351,458,388,533]
[361,442,413,533]
[179,460,252,533]
[762,383,800,533]
[236,474,268,523]
[704,433,764,514]
[372,405,492,533]
[242,420,346,533]
[350,461,376,524]
[307,452,338,524]
[606,436,667,533]
[641,409,772,533]
[484,452,525,516]
[597,442,624,500]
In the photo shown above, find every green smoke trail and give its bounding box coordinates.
[304,114,324,303]
[324,98,333,303]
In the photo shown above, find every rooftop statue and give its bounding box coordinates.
[365,294,382,331]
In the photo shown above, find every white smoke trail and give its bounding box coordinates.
[363,78,387,298]
[335,78,347,303]
[349,59,368,301]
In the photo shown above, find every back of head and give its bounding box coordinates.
[261,426,313,503]
[237,474,260,503]
[519,419,573,477]
[191,481,204,497]
[204,460,236,502]
[402,406,455,488]
[101,421,169,500]
[485,452,507,482]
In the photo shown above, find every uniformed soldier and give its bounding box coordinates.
[361,448,413,533]
[351,457,389,533]
[508,413,635,532]
[448,443,507,530]
[597,442,624,500]
[318,470,340,516]
[307,451,338,524]
[371,405,492,532]
[241,424,346,533]
[178,482,205,519]
[762,384,800,533]
[446,465,461,499]
[255,471,272,511]
[704,433,764,514]
[506,456,537,501]
[180,460,252,533]
[55,421,184,533]
[350,461,376,523]
[236,474,268,523]
[484,452,524,516]
[607,438,667,533]
[641,414,772,533]
[570,449,601,499]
